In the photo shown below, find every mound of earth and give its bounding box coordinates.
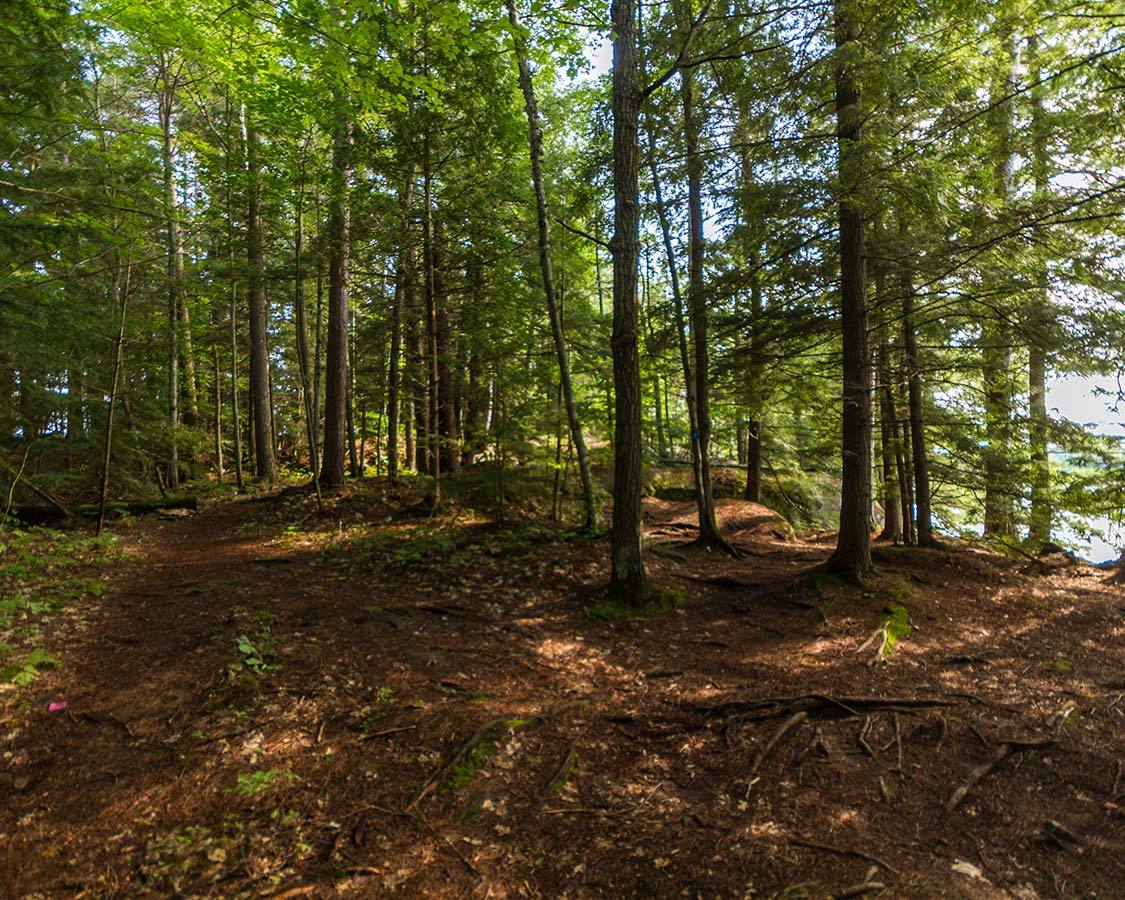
[648,496,792,540]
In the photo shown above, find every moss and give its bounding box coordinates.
[445,717,530,791]
[881,602,912,658]
[586,587,686,621]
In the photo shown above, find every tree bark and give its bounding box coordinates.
[294,189,318,476]
[507,0,600,529]
[97,260,130,535]
[681,57,730,551]
[320,111,353,487]
[243,109,276,481]
[609,0,648,603]
[387,174,414,484]
[159,55,180,488]
[825,0,873,580]
[1026,31,1051,546]
[898,216,934,546]
[982,22,1018,538]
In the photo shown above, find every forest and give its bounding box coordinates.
[1,0,1123,895]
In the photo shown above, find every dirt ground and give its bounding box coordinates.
[1,482,1122,898]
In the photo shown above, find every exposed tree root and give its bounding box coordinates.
[749,711,808,780]
[698,694,956,723]
[791,837,903,876]
[538,738,578,805]
[946,738,1055,811]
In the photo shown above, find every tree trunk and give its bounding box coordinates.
[244,110,276,481]
[681,60,729,551]
[646,115,703,519]
[387,174,414,484]
[899,223,934,546]
[825,0,873,580]
[159,56,180,488]
[97,260,130,535]
[1027,31,1051,546]
[744,252,765,503]
[982,23,1018,538]
[320,111,353,487]
[294,190,317,476]
[507,0,600,529]
[876,337,901,542]
[609,0,647,603]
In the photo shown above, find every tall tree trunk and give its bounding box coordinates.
[681,58,731,551]
[159,56,180,487]
[876,335,902,542]
[346,299,359,476]
[899,217,934,546]
[983,23,1018,538]
[243,110,276,481]
[433,217,458,476]
[609,0,647,603]
[871,234,901,543]
[646,117,703,519]
[294,190,317,476]
[212,337,223,481]
[320,111,353,487]
[508,0,600,529]
[826,0,873,579]
[1026,31,1051,546]
[97,261,130,535]
[744,255,764,503]
[387,174,414,484]
[422,134,442,497]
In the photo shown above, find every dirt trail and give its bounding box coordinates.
[1,488,1122,897]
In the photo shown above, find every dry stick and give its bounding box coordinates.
[0,455,70,520]
[361,724,417,742]
[1,445,31,530]
[946,739,1054,812]
[792,837,903,877]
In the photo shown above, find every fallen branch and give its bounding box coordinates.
[1,455,71,520]
[946,738,1055,811]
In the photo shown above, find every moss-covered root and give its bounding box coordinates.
[586,587,686,621]
[859,603,912,665]
[538,739,578,804]
[408,716,530,808]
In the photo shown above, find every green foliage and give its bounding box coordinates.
[231,629,276,673]
[232,767,299,796]
[0,646,58,685]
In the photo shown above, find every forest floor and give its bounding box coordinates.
[0,477,1122,898]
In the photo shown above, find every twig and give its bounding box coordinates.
[361,725,417,742]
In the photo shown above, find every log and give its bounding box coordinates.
[12,495,199,525]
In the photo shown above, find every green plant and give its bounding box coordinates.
[233,767,299,796]
[1,647,59,685]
